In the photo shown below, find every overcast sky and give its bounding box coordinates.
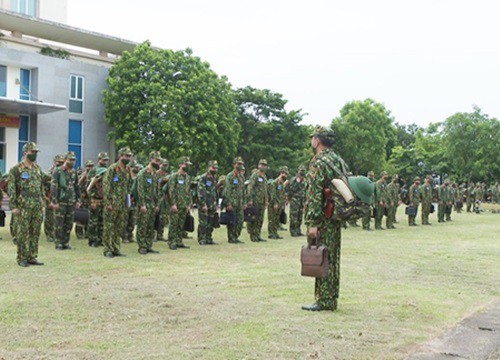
[68,0,500,128]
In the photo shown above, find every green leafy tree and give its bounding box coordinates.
[330,99,395,175]
[441,106,500,182]
[234,86,310,177]
[103,41,240,171]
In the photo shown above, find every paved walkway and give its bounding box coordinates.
[407,301,500,359]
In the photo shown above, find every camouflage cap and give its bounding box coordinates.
[149,150,161,160]
[85,160,95,167]
[98,152,109,160]
[233,156,244,164]
[444,178,450,184]
[161,158,170,167]
[208,160,219,168]
[414,176,421,182]
[279,166,290,174]
[298,165,306,171]
[310,125,335,138]
[380,171,388,177]
[178,156,193,165]
[367,171,375,177]
[22,142,39,152]
[118,147,133,156]
[426,174,433,180]
[65,151,76,160]
[129,159,137,168]
[54,154,64,162]
[258,159,268,165]
[392,174,399,180]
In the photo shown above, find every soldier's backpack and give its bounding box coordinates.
[320,158,374,221]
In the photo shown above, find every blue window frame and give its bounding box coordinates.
[69,74,84,114]
[68,119,82,169]
[18,115,30,162]
[20,69,30,100]
[0,65,6,97]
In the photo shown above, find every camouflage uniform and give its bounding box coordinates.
[123,162,140,243]
[421,176,433,225]
[102,147,132,257]
[75,160,94,239]
[438,180,452,222]
[362,171,375,230]
[156,161,171,241]
[87,152,109,247]
[374,173,389,229]
[287,166,306,237]
[51,152,81,249]
[167,157,192,249]
[246,160,269,242]
[136,153,161,253]
[386,176,399,229]
[268,167,288,239]
[466,182,475,212]
[223,158,246,243]
[44,155,63,242]
[408,178,421,226]
[197,160,219,245]
[304,127,344,311]
[8,142,44,266]
[87,167,105,247]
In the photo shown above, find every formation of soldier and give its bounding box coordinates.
[3,141,498,268]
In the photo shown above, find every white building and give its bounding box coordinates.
[0,1,137,172]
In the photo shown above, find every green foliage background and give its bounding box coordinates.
[103,42,499,183]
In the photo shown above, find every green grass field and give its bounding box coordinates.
[0,205,498,360]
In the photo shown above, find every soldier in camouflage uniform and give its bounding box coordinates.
[44,155,64,242]
[223,157,246,244]
[75,160,94,239]
[51,151,81,250]
[87,152,109,247]
[421,175,433,225]
[102,147,133,257]
[246,159,269,242]
[407,177,421,226]
[362,171,375,231]
[374,171,389,230]
[438,179,452,222]
[287,165,307,237]
[122,161,140,243]
[87,167,106,247]
[197,160,219,245]
[386,175,399,229]
[136,152,161,254]
[302,126,345,311]
[8,142,45,267]
[466,181,475,212]
[268,166,289,239]
[156,159,171,242]
[167,156,192,250]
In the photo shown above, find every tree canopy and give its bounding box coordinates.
[102,41,240,170]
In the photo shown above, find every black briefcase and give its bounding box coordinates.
[430,204,435,213]
[183,213,195,232]
[280,209,287,224]
[405,206,417,216]
[244,206,259,223]
[0,209,5,227]
[220,211,236,226]
[74,207,89,225]
[212,212,220,228]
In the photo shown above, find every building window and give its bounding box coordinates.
[18,115,29,162]
[11,0,37,17]
[0,65,6,97]
[0,127,5,174]
[68,119,82,169]
[69,74,84,114]
[20,68,31,100]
